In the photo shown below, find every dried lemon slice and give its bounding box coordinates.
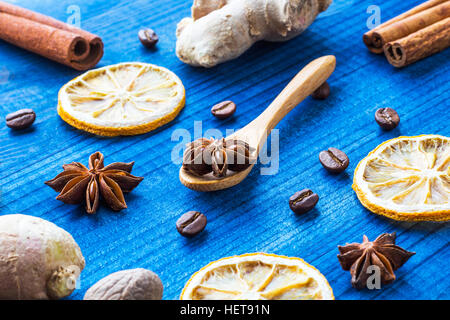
[58,62,185,136]
[180,253,334,300]
[353,135,450,221]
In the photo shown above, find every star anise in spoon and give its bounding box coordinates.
[45,152,144,214]
[182,138,213,176]
[337,232,415,289]
[182,138,255,177]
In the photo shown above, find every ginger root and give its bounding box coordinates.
[0,214,85,299]
[176,0,332,67]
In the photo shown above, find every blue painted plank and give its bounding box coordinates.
[0,0,449,300]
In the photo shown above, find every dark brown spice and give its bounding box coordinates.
[182,138,255,177]
[319,148,349,173]
[375,108,400,130]
[289,189,319,214]
[138,28,158,48]
[6,109,36,129]
[337,232,415,289]
[176,211,207,237]
[211,101,236,119]
[45,152,143,214]
[311,82,330,100]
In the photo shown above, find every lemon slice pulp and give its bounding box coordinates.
[180,253,334,300]
[353,135,450,221]
[58,62,185,136]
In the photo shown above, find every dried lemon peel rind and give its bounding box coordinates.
[353,135,450,221]
[58,62,185,136]
[180,253,334,300]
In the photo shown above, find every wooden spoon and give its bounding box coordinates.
[180,55,336,192]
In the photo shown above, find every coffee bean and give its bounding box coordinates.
[375,108,400,130]
[289,189,319,214]
[311,82,330,100]
[6,109,36,130]
[319,148,349,173]
[211,101,236,119]
[176,211,207,237]
[138,28,158,48]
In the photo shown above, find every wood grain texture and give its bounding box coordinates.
[0,0,449,300]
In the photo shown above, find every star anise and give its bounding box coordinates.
[45,152,144,214]
[182,138,213,176]
[337,232,415,289]
[182,138,255,177]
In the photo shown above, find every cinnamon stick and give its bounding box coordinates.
[0,1,103,70]
[384,17,450,67]
[364,0,448,54]
[373,2,450,53]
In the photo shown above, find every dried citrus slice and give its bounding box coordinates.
[353,135,450,221]
[58,62,185,136]
[180,253,334,300]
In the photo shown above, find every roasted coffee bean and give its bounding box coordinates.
[289,189,319,214]
[311,82,330,100]
[176,211,207,237]
[211,101,236,119]
[375,108,400,130]
[6,109,36,130]
[138,28,159,48]
[319,148,349,173]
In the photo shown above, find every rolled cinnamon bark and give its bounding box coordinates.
[0,1,103,70]
[364,0,448,54]
[373,2,449,50]
[384,17,450,67]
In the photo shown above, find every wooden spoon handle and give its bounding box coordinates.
[235,55,336,149]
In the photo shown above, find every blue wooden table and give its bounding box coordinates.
[0,0,449,300]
